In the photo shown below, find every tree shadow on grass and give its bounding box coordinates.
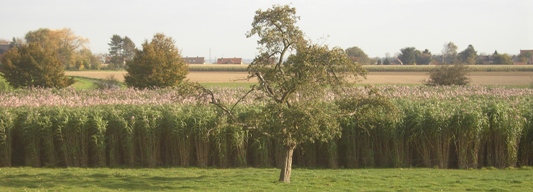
[0,171,209,191]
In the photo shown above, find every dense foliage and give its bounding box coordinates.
[107,34,136,69]
[398,47,417,65]
[24,28,98,70]
[124,33,188,89]
[458,45,477,64]
[425,64,470,86]
[345,46,370,64]
[0,86,532,169]
[492,52,514,65]
[0,75,12,91]
[0,43,75,88]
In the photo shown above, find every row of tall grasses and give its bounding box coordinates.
[0,86,532,168]
[187,64,533,72]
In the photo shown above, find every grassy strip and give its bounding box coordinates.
[0,167,531,191]
[187,64,533,72]
[70,77,98,90]
[70,76,126,90]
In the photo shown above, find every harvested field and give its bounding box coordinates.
[65,71,533,86]
[363,72,533,86]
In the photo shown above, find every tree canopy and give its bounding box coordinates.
[492,52,513,65]
[415,49,432,65]
[122,37,136,63]
[345,46,370,64]
[108,34,123,67]
[458,44,477,64]
[234,4,371,183]
[124,33,188,89]
[398,47,418,65]
[442,42,458,64]
[0,43,74,88]
[383,58,391,65]
[108,34,136,69]
[24,28,93,70]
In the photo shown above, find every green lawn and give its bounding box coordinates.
[70,76,98,90]
[1,167,532,191]
[69,77,252,90]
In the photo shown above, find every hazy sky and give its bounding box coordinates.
[1,0,532,61]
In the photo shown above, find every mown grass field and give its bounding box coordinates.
[1,167,532,191]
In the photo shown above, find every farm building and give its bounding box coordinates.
[477,55,494,64]
[217,57,243,64]
[518,50,533,64]
[182,57,205,64]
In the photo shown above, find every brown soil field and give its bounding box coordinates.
[65,71,533,86]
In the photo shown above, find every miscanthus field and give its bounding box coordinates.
[1,86,532,169]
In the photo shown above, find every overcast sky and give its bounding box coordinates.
[1,0,532,61]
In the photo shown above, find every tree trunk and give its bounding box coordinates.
[279,144,296,183]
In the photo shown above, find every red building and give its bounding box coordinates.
[216,57,242,64]
[182,57,205,64]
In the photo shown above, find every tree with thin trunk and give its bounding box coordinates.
[248,4,371,183]
[192,4,367,183]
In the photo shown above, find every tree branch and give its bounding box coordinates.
[198,86,240,123]
[230,85,257,113]
[255,72,277,100]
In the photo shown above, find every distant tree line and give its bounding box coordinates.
[1,28,529,72]
[371,42,518,65]
[0,24,529,89]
